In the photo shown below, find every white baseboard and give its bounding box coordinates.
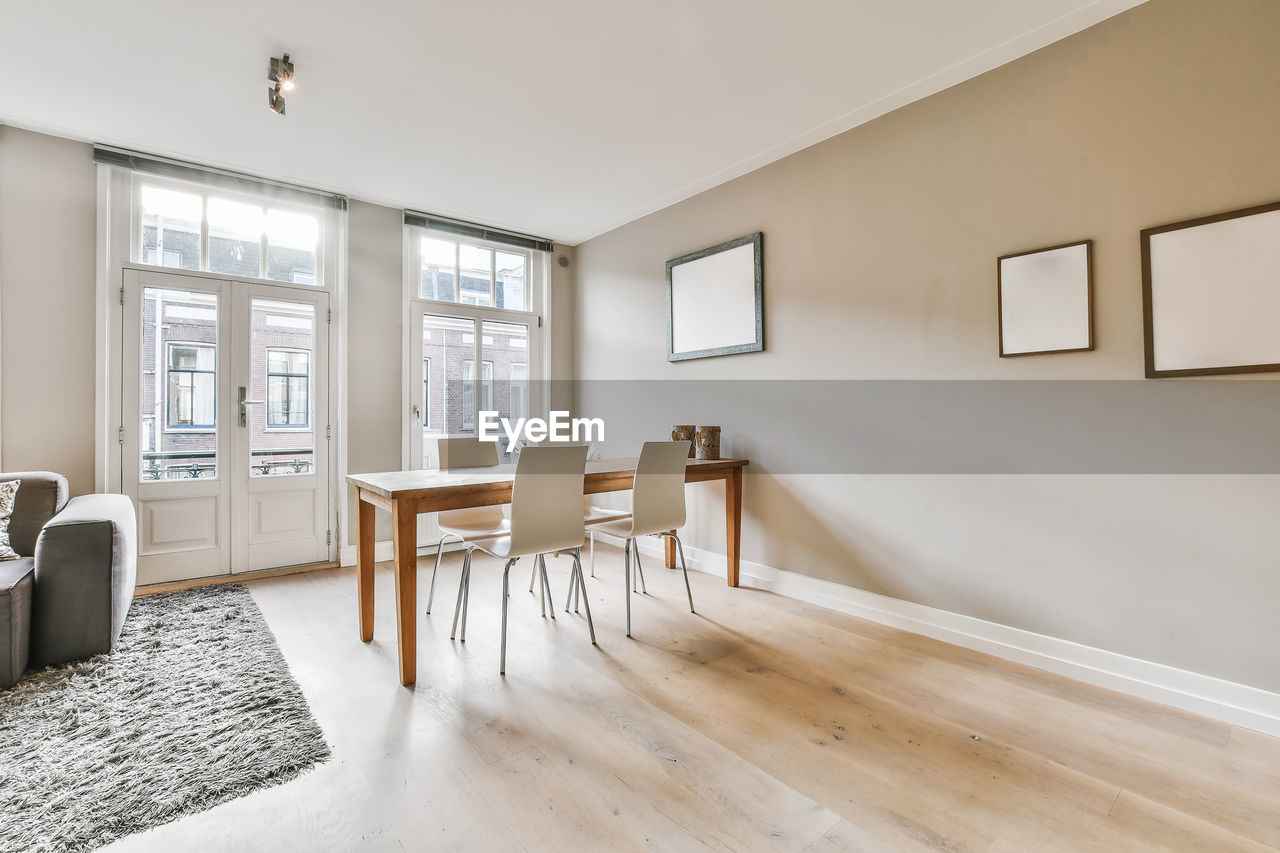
[596,532,1280,738]
[338,539,464,567]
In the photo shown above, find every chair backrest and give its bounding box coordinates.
[436,438,503,527]
[630,441,690,536]
[438,437,499,469]
[508,444,588,557]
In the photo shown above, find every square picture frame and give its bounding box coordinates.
[666,232,764,362]
[997,239,1094,358]
[1141,200,1280,377]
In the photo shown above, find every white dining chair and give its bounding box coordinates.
[426,437,506,616]
[451,444,593,674]
[583,496,630,578]
[589,440,694,637]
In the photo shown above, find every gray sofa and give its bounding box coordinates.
[0,472,137,688]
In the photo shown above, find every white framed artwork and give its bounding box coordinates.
[998,240,1094,357]
[1142,201,1280,377]
[667,232,764,362]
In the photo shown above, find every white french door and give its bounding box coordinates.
[122,267,331,584]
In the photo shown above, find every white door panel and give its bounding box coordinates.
[122,268,331,583]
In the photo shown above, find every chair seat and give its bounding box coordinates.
[471,530,587,561]
[439,517,510,540]
[438,507,509,541]
[584,505,630,525]
[591,518,639,539]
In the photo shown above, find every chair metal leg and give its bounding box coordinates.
[529,556,538,594]
[589,531,596,578]
[633,539,647,593]
[459,551,473,642]
[624,538,632,637]
[500,558,516,675]
[573,548,596,645]
[539,553,556,620]
[564,556,576,612]
[451,547,474,640]
[573,560,581,612]
[427,532,463,614]
[537,553,546,614]
[674,534,694,613]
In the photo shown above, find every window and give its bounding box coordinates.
[422,357,432,429]
[510,363,528,422]
[417,235,529,310]
[166,343,216,429]
[462,360,493,431]
[135,178,322,285]
[140,186,200,271]
[266,349,310,428]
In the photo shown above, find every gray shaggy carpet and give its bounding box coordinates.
[0,584,330,853]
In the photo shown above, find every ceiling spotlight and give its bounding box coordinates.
[269,54,295,90]
[268,54,294,114]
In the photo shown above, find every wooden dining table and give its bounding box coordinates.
[347,456,749,685]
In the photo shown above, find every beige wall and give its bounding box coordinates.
[0,126,98,495]
[343,201,404,543]
[572,0,1280,691]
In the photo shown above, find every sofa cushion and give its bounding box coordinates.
[0,556,35,688]
[0,480,18,560]
[2,472,69,557]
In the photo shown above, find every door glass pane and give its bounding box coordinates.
[458,244,493,306]
[208,198,264,278]
[483,320,529,463]
[140,185,201,270]
[141,287,218,480]
[495,251,527,310]
[420,237,457,302]
[266,209,319,284]
[422,314,476,467]
[251,299,315,477]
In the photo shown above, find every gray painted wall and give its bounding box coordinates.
[571,0,1280,692]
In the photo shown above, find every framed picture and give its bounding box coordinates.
[667,232,764,362]
[997,240,1094,357]
[1141,200,1280,377]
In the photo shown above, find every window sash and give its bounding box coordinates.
[266,349,310,428]
[165,343,216,429]
[133,175,326,286]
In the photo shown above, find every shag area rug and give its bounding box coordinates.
[0,584,330,853]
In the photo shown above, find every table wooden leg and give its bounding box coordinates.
[725,468,742,587]
[357,493,375,642]
[665,532,676,568]
[392,498,418,686]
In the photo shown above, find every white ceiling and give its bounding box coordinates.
[0,0,1143,244]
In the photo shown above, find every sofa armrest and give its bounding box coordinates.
[0,471,69,557]
[29,494,138,667]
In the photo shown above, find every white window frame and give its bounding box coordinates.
[163,341,217,432]
[403,225,548,471]
[265,346,312,431]
[130,174,329,287]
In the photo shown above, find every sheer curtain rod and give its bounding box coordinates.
[92,145,347,210]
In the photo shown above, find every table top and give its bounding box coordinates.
[348,456,748,500]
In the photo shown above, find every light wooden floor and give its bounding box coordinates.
[106,545,1280,852]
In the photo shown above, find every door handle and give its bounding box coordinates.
[239,386,265,427]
